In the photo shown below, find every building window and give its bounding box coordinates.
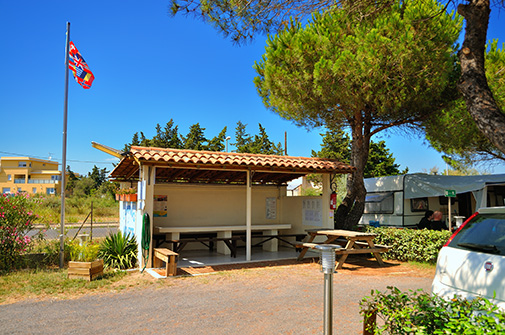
[17,188,22,193]
[364,192,394,214]
[2,188,10,194]
[46,188,56,195]
[33,187,37,193]
[7,174,11,181]
[18,162,27,167]
[51,175,61,181]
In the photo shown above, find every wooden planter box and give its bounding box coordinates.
[68,259,104,281]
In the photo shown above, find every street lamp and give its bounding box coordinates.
[315,244,342,335]
[225,136,231,152]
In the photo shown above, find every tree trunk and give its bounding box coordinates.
[457,0,505,154]
[334,114,370,230]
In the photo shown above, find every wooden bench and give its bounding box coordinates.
[295,242,390,254]
[153,248,178,276]
[294,241,391,268]
[166,236,243,258]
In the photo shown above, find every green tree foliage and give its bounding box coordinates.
[124,120,283,154]
[233,122,283,155]
[171,0,505,157]
[312,128,406,178]
[254,2,461,229]
[207,127,228,151]
[65,165,79,195]
[88,166,109,190]
[366,141,408,178]
[170,0,394,43]
[425,40,505,168]
[182,123,208,150]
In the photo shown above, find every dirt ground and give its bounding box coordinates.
[155,255,435,278]
[1,257,435,335]
[3,256,435,306]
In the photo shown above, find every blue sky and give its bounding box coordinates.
[1,1,504,176]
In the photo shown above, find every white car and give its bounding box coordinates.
[432,207,505,310]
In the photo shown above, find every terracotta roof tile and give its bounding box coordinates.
[110,146,355,183]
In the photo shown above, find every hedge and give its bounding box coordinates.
[365,227,452,264]
[361,286,505,334]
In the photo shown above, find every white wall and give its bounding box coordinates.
[153,183,285,227]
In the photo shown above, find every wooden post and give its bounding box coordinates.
[363,308,377,335]
[90,201,93,240]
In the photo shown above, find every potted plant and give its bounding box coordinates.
[67,238,103,281]
[115,187,137,202]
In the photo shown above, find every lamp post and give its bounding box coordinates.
[225,136,231,152]
[315,244,342,335]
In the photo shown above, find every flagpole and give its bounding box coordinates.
[60,21,70,268]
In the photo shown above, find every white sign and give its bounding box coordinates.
[302,198,322,226]
[266,197,277,220]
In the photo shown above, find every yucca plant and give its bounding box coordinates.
[98,231,138,269]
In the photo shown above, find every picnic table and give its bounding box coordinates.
[296,229,390,269]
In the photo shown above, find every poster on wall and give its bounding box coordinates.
[302,198,323,226]
[153,195,168,217]
[266,197,277,220]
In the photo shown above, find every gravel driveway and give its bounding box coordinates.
[0,261,433,335]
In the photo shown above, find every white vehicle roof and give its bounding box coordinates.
[365,173,505,199]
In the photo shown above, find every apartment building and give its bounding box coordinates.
[0,157,62,195]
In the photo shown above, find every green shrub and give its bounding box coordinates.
[67,239,100,262]
[361,286,505,334]
[0,193,38,272]
[98,231,138,269]
[366,227,451,264]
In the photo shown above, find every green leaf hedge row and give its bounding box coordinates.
[361,286,505,334]
[365,227,452,264]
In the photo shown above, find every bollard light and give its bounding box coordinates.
[315,244,342,335]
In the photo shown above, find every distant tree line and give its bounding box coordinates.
[66,165,116,198]
[123,119,284,155]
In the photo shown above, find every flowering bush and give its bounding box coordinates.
[0,193,38,271]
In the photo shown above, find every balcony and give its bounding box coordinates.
[14,179,26,184]
[28,179,58,184]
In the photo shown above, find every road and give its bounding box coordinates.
[26,223,119,240]
[0,263,433,334]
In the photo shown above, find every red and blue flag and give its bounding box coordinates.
[69,41,94,89]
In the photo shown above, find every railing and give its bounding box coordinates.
[28,179,58,184]
[14,179,25,184]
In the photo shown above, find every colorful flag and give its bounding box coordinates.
[68,41,94,89]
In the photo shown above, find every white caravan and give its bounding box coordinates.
[359,174,505,228]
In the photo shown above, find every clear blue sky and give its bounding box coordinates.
[1,1,504,176]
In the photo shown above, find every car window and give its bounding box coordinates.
[448,213,505,256]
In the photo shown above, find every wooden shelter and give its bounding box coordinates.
[103,145,355,267]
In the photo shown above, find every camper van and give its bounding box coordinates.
[359,174,505,228]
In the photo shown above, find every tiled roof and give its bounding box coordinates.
[110,146,355,184]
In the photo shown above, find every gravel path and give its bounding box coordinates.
[0,262,433,335]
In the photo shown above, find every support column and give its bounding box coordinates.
[139,165,155,269]
[262,229,278,252]
[246,170,252,261]
[217,231,232,255]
